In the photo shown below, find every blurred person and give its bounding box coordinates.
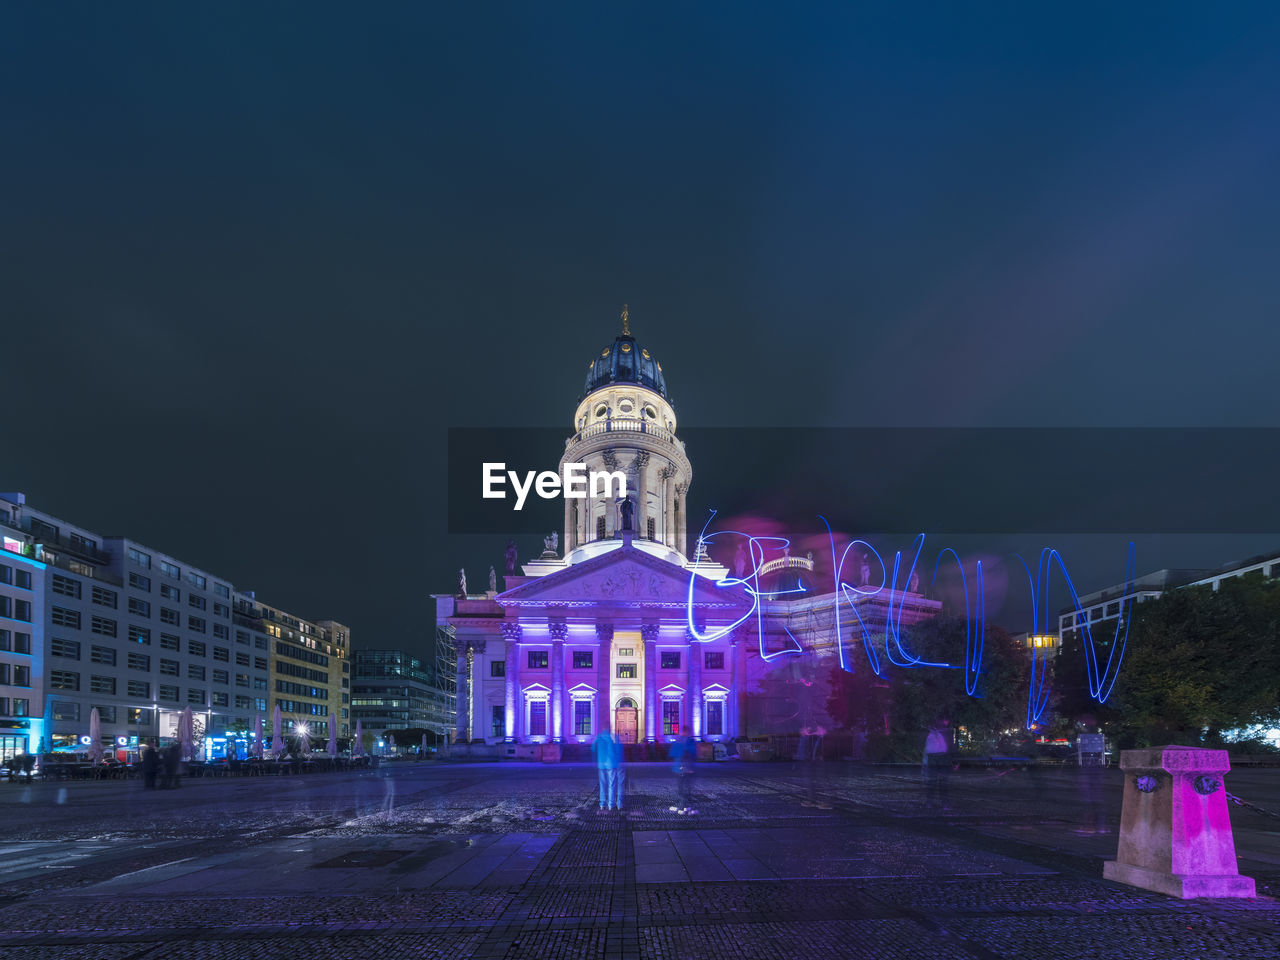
[592,731,618,811]
[669,735,697,814]
[141,742,159,790]
[923,718,952,810]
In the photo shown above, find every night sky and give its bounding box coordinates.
[5,5,1280,654]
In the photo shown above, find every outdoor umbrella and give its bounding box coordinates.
[272,705,285,759]
[327,713,338,758]
[179,706,195,761]
[253,713,264,759]
[352,719,365,758]
[87,707,103,763]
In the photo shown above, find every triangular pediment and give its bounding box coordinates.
[497,542,750,611]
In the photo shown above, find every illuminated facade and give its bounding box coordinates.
[437,314,942,749]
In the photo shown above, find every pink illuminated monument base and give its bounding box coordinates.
[1103,746,1255,898]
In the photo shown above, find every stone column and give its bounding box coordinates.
[549,619,567,741]
[632,450,650,539]
[454,637,470,743]
[501,622,521,742]
[595,623,613,734]
[688,630,702,739]
[733,630,749,738]
[642,623,659,741]
[675,483,688,557]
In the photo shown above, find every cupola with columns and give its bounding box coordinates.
[560,307,692,565]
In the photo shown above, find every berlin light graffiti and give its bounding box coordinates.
[687,511,1135,729]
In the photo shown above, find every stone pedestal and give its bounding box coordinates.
[1103,745,1255,898]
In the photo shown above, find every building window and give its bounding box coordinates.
[188,664,206,680]
[53,700,80,721]
[52,574,81,598]
[12,699,29,717]
[188,595,207,610]
[160,583,180,601]
[159,685,179,702]
[647,517,656,540]
[212,691,229,707]
[128,625,150,645]
[529,701,547,737]
[12,599,31,622]
[129,572,151,591]
[51,606,81,629]
[90,675,116,695]
[187,688,205,704]
[91,645,116,666]
[95,704,117,723]
[128,598,151,617]
[127,653,150,671]
[160,608,179,625]
[616,663,637,679]
[214,583,230,598]
[92,585,118,608]
[0,664,8,685]
[160,633,179,651]
[128,548,151,569]
[705,651,724,670]
[188,616,206,633]
[160,560,180,579]
[490,660,505,677]
[213,669,228,684]
[15,632,30,654]
[705,700,723,736]
[662,700,680,736]
[13,665,29,687]
[573,651,593,669]
[50,670,80,691]
[189,640,206,657]
[51,637,82,659]
[527,650,549,669]
[492,704,505,737]
[127,708,152,725]
[91,616,117,637]
[187,572,207,589]
[574,700,592,736]
[127,680,150,698]
[618,648,634,657]
[214,647,230,662]
[160,659,179,676]
[661,652,681,669]
[213,624,229,640]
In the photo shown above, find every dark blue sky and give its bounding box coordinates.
[5,5,1279,647]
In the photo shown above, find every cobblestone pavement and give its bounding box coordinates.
[1,761,1279,958]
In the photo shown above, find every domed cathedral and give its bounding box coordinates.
[562,306,692,564]
[436,307,942,760]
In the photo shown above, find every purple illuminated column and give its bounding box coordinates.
[454,637,470,743]
[549,619,567,741]
[733,629,748,738]
[688,629,702,739]
[596,623,613,734]
[642,623,659,741]
[501,622,521,741]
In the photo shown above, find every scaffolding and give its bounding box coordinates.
[431,624,458,741]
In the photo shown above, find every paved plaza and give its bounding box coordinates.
[1,760,1280,959]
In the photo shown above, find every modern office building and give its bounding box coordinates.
[351,648,454,740]
[1057,552,1280,643]
[435,314,942,748]
[0,492,351,758]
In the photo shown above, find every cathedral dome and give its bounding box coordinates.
[581,307,668,401]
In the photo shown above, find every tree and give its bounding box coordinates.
[1102,574,1280,748]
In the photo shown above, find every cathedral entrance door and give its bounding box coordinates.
[614,700,639,744]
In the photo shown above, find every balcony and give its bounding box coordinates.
[565,418,685,453]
